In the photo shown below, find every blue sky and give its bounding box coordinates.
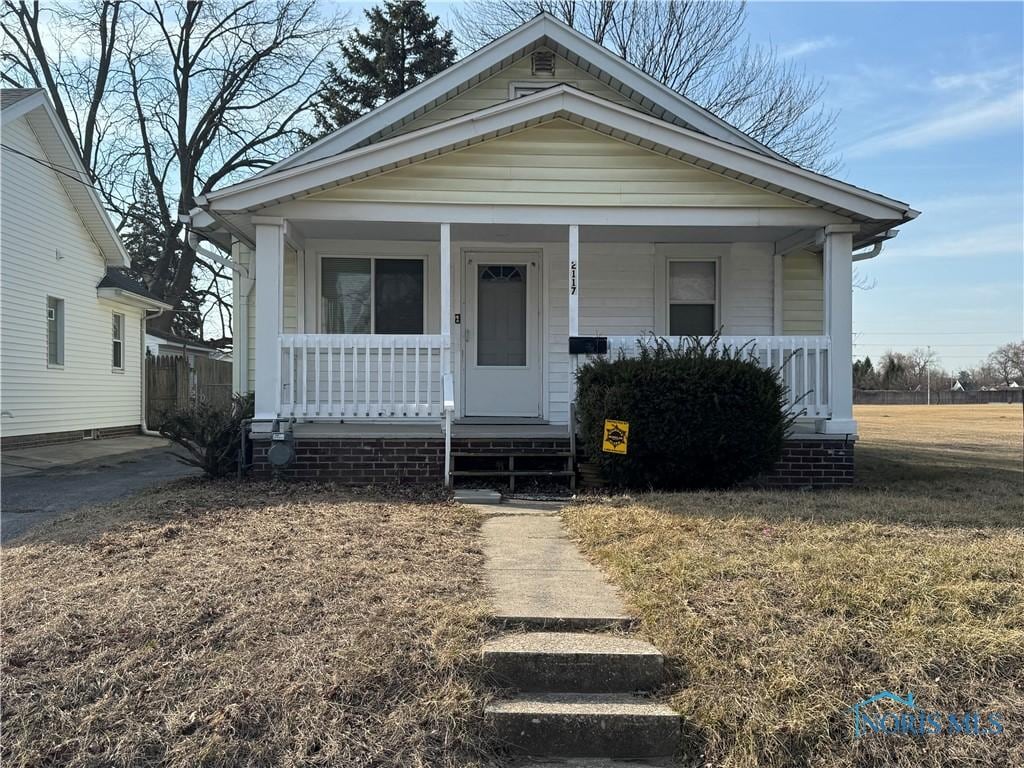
[740,1,1023,372]
[353,1,1024,373]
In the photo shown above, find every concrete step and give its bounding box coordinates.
[486,693,679,758]
[483,632,663,693]
[454,488,502,504]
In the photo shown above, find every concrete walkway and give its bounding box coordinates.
[475,500,680,762]
[477,502,631,628]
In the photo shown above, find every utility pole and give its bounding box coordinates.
[926,345,932,405]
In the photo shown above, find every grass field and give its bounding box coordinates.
[564,404,1023,767]
[1,485,492,768]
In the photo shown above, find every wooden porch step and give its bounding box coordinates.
[452,450,573,458]
[451,470,575,478]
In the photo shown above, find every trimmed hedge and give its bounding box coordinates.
[576,336,794,489]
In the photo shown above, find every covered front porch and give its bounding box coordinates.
[241,217,858,446]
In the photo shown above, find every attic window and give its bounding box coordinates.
[531,50,555,76]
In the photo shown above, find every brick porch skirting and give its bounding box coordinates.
[249,437,570,483]
[758,438,855,489]
[250,434,852,488]
[1,424,141,450]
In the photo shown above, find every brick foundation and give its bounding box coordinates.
[759,438,855,489]
[1,424,141,450]
[249,434,853,489]
[250,437,570,483]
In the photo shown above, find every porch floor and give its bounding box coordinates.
[284,419,569,440]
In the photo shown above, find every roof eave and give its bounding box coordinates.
[204,86,915,223]
[97,287,173,311]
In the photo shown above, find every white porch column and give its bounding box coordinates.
[253,217,285,421]
[568,224,580,411]
[568,224,580,336]
[440,222,452,370]
[823,224,859,434]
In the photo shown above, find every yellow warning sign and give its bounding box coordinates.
[602,420,630,454]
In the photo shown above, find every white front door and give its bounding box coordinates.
[463,251,542,417]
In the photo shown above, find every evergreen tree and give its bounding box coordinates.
[310,1,456,135]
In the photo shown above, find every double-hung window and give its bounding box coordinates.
[112,313,125,371]
[321,257,425,334]
[668,260,717,336]
[47,296,64,366]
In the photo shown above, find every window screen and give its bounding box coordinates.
[322,258,371,333]
[668,261,716,336]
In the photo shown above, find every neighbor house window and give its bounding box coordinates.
[47,296,64,366]
[112,312,124,370]
[321,257,424,334]
[668,260,717,336]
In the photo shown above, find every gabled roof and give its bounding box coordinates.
[203,85,917,230]
[260,12,785,177]
[1,88,128,268]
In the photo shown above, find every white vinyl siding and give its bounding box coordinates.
[309,119,810,209]
[247,235,780,426]
[1,116,143,437]
[386,49,643,139]
[782,248,824,334]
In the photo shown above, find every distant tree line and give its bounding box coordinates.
[854,342,1024,392]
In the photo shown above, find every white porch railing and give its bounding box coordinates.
[604,335,832,420]
[279,334,449,418]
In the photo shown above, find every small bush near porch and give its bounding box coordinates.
[576,336,791,489]
[563,404,1023,767]
[1,485,493,767]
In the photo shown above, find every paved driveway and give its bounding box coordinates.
[2,436,199,543]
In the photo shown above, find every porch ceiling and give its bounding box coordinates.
[288,220,805,245]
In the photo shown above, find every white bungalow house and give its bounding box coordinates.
[1,89,171,448]
[187,14,918,486]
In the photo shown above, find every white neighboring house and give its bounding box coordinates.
[145,328,230,361]
[1,89,171,448]
[187,13,919,487]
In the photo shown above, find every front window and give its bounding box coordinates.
[47,296,64,366]
[112,313,124,370]
[668,260,717,336]
[321,257,424,334]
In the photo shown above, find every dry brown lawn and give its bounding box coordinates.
[564,404,1023,768]
[1,484,494,768]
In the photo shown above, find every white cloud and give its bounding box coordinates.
[882,222,1023,261]
[844,89,1024,158]
[780,36,838,59]
[931,64,1021,93]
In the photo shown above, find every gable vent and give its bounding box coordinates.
[531,50,556,76]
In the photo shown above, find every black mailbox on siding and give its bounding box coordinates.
[569,336,608,355]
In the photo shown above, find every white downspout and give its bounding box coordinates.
[140,308,167,437]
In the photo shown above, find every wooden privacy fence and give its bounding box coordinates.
[146,354,233,429]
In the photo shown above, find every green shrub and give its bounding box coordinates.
[159,393,254,478]
[576,335,795,489]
